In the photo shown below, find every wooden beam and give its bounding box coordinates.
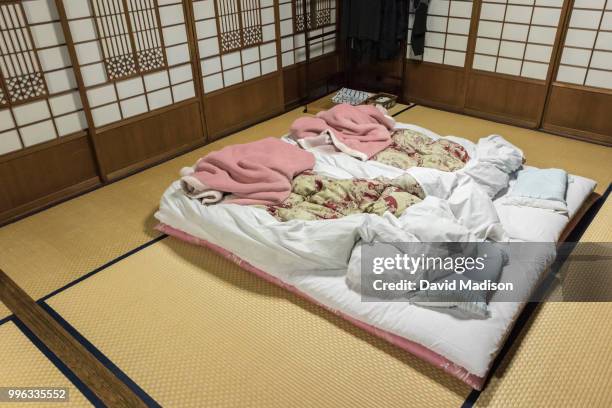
[0,268,147,408]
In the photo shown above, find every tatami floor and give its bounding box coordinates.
[0,102,610,407]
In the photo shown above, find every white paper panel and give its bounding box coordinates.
[194,0,279,94]
[473,0,562,80]
[556,1,612,90]
[63,0,196,127]
[0,0,87,155]
[278,0,337,68]
[407,0,473,68]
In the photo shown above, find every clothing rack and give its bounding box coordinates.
[337,0,409,103]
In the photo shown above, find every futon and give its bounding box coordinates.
[155,123,596,390]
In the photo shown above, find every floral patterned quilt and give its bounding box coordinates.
[372,129,470,171]
[264,171,425,222]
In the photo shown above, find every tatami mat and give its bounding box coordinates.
[396,107,612,195]
[0,320,91,407]
[579,194,612,242]
[0,301,9,321]
[0,108,307,320]
[1,103,610,406]
[474,302,612,407]
[46,239,471,408]
[474,195,612,407]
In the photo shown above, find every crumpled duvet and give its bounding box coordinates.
[263,171,425,221]
[372,128,471,171]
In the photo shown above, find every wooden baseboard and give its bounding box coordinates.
[0,177,101,227]
[0,135,101,226]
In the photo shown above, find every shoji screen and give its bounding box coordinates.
[0,0,87,155]
[472,0,562,80]
[403,0,475,109]
[543,0,612,144]
[0,0,99,223]
[64,0,196,127]
[278,0,339,106]
[407,0,473,67]
[278,0,337,68]
[61,0,205,179]
[462,0,566,126]
[192,0,278,93]
[191,0,284,139]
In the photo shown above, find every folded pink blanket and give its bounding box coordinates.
[180,137,315,205]
[289,103,395,160]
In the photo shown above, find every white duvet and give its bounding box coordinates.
[155,124,596,378]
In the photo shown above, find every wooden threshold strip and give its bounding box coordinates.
[0,268,147,408]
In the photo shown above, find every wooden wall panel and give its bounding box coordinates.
[0,135,100,224]
[283,52,340,106]
[403,61,466,110]
[94,100,204,179]
[543,85,612,146]
[464,71,547,127]
[204,74,284,140]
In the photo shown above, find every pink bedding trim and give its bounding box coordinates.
[156,222,486,390]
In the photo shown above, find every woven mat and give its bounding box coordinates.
[395,107,612,195]
[0,321,90,407]
[475,196,612,406]
[46,239,471,408]
[0,108,307,320]
[0,301,9,321]
[474,302,612,407]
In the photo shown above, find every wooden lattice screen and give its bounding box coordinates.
[215,0,263,54]
[0,1,48,107]
[90,0,167,81]
[293,0,333,33]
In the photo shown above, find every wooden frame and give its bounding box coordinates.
[399,0,611,145]
[0,1,49,107]
[292,0,334,33]
[213,0,264,54]
[541,0,612,146]
[89,0,168,82]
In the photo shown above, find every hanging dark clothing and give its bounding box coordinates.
[341,0,409,62]
[411,0,429,56]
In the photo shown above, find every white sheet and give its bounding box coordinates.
[155,126,596,378]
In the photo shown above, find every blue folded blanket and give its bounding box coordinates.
[510,168,568,202]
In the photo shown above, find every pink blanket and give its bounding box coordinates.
[289,104,395,160]
[180,137,315,205]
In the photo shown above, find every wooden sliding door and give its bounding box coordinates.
[542,0,612,145]
[402,0,610,143]
[403,0,476,110]
[190,0,284,139]
[60,0,207,180]
[0,0,99,223]
[278,0,340,106]
[464,0,569,126]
